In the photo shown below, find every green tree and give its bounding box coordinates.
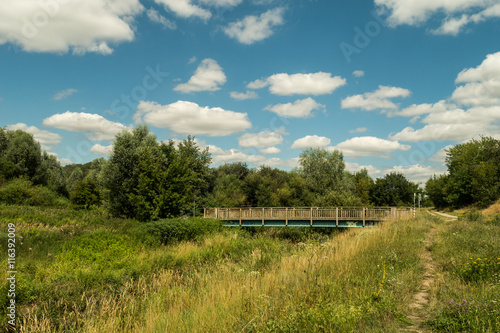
[1,130,41,180]
[425,174,449,209]
[67,166,84,194]
[444,136,500,208]
[71,179,101,209]
[354,168,375,205]
[369,172,417,207]
[104,125,164,220]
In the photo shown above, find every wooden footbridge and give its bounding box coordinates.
[204,207,413,228]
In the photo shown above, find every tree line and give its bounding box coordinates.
[6,126,497,222]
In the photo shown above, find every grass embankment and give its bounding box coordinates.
[3,204,498,332]
[425,209,500,332]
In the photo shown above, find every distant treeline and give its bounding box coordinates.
[8,126,498,221]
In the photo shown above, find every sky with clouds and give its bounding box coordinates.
[1,0,500,184]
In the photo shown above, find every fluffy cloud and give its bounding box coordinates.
[389,122,500,142]
[174,58,227,93]
[345,162,381,176]
[264,98,324,118]
[211,149,266,164]
[349,127,367,134]
[53,88,77,101]
[248,72,346,96]
[42,111,128,140]
[147,8,176,29]
[230,90,258,100]
[154,0,211,20]
[452,51,500,107]
[388,100,458,117]
[5,123,61,150]
[260,147,281,155]
[0,0,143,54]
[238,130,283,148]
[135,100,252,136]
[352,70,365,77]
[341,85,411,111]
[331,136,411,157]
[47,152,72,165]
[375,0,500,35]
[199,0,243,7]
[383,164,447,183]
[291,135,331,149]
[224,7,285,44]
[91,143,113,156]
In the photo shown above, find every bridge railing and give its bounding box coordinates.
[204,207,412,221]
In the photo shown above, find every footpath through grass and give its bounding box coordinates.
[2,204,497,332]
[425,210,500,332]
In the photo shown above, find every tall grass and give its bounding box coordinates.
[426,211,500,332]
[1,204,434,332]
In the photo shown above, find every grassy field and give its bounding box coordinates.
[0,204,498,332]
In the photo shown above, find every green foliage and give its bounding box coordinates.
[354,168,374,205]
[0,177,67,207]
[0,129,41,180]
[104,126,211,221]
[71,178,101,209]
[370,172,418,206]
[140,218,222,244]
[434,136,500,208]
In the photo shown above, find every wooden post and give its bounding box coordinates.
[239,208,242,226]
[310,207,313,226]
[215,208,219,219]
[336,207,339,226]
[362,207,366,227]
[262,207,265,226]
[285,207,288,226]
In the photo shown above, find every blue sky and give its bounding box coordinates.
[1,0,500,184]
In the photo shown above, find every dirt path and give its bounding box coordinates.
[428,210,458,220]
[404,218,438,332]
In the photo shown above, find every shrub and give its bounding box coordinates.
[71,179,101,209]
[140,217,222,244]
[0,177,64,207]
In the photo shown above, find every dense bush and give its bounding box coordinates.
[0,177,67,207]
[140,217,223,244]
[71,178,101,209]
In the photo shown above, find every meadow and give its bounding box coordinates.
[0,204,499,332]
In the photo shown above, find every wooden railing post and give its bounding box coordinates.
[285,207,288,226]
[310,207,313,226]
[239,208,242,226]
[262,207,265,226]
[336,207,339,226]
[363,207,365,227]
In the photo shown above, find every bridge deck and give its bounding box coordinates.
[204,207,412,227]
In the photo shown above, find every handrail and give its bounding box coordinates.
[204,207,412,221]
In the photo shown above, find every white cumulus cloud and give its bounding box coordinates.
[0,0,143,54]
[174,58,227,93]
[154,0,211,20]
[230,90,258,100]
[260,147,281,155]
[135,100,252,136]
[238,130,283,148]
[147,8,176,29]
[352,70,365,77]
[53,88,77,101]
[331,136,411,158]
[264,98,324,118]
[42,111,128,140]
[5,123,62,150]
[291,135,331,149]
[375,0,500,35]
[341,85,411,111]
[248,72,346,96]
[91,143,113,156]
[224,7,285,44]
